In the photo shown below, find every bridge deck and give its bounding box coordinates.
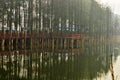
[0,33,84,39]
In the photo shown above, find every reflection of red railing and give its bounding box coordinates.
[0,48,83,56]
[0,33,84,39]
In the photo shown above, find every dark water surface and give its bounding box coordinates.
[0,45,119,80]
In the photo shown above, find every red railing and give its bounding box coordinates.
[0,33,84,39]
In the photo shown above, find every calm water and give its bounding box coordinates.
[96,54,120,80]
[0,45,119,80]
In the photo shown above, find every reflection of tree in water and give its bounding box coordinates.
[0,55,27,80]
[47,44,116,80]
[0,67,8,80]
[0,44,119,80]
[49,54,108,80]
[37,45,114,80]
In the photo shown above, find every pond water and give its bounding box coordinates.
[0,45,119,80]
[96,54,120,80]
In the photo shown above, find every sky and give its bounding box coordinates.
[99,0,120,15]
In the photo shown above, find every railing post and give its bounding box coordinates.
[71,39,74,49]
[2,39,5,51]
[64,38,67,49]
[52,38,54,50]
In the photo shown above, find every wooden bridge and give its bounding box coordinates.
[0,33,84,55]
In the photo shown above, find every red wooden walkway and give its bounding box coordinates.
[0,33,84,39]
